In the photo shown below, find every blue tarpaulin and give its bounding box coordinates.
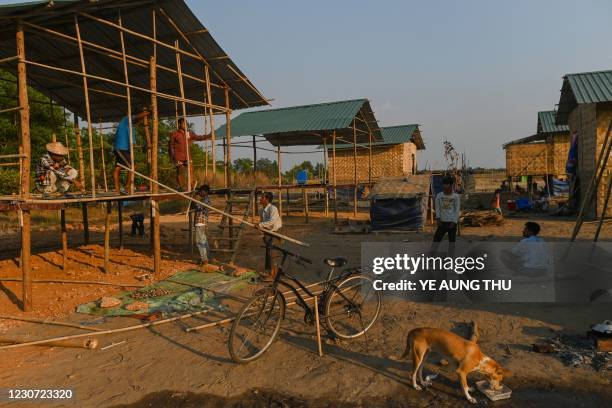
[370,196,425,230]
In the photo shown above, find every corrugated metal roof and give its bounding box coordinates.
[325,124,424,150]
[556,69,612,124]
[502,133,546,148]
[537,110,569,133]
[216,99,382,146]
[0,0,268,120]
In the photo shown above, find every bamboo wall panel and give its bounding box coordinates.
[596,104,612,217]
[505,143,548,177]
[568,103,597,217]
[329,142,417,184]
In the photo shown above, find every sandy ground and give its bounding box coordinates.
[0,211,611,407]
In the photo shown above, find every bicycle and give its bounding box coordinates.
[228,245,382,363]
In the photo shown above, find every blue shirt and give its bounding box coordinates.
[113,116,136,151]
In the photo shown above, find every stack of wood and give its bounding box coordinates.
[460,210,504,227]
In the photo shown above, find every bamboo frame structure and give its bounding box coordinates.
[0,3,270,312]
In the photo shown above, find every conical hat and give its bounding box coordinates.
[46,142,69,156]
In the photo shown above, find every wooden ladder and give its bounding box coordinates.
[209,191,254,263]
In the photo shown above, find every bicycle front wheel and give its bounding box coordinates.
[324,274,381,339]
[228,288,285,363]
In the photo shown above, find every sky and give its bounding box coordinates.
[4,0,612,171]
[185,0,612,171]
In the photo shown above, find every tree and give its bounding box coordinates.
[255,158,278,179]
[233,157,253,174]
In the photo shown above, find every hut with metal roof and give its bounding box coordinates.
[323,124,425,184]
[216,99,382,219]
[503,111,570,181]
[555,69,612,220]
[0,0,267,310]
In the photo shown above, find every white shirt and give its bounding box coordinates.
[511,236,549,269]
[259,203,282,232]
[435,192,460,223]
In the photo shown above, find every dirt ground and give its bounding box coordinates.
[0,211,611,407]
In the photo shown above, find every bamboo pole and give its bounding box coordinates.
[104,202,111,273]
[150,56,161,275]
[204,65,216,188]
[60,209,68,271]
[16,20,32,311]
[0,278,144,287]
[118,201,123,250]
[22,20,213,89]
[353,118,357,217]
[143,112,152,191]
[74,115,85,186]
[323,137,328,216]
[0,309,211,351]
[277,142,282,214]
[82,203,89,245]
[571,121,612,241]
[118,12,135,194]
[0,315,102,332]
[224,86,232,187]
[332,130,337,226]
[175,40,191,191]
[303,188,309,223]
[99,120,108,192]
[23,59,225,111]
[314,295,323,357]
[74,15,96,197]
[117,163,309,247]
[594,171,612,242]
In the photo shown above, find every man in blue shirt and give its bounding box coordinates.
[113,109,149,194]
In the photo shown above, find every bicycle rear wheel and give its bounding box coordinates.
[228,288,285,363]
[324,274,381,339]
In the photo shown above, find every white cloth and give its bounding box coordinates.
[435,192,460,223]
[259,203,282,232]
[511,236,549,269]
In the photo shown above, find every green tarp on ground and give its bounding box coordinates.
[76,270,257,317]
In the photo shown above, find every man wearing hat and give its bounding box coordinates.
[36,142,83,196]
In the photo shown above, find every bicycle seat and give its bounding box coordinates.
[324,257,347,267]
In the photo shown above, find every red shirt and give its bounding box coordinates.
[169,129,210,162]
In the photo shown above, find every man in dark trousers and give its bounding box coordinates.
[169,118,211,191]
[433,175,461,242]
[257,192,282,277]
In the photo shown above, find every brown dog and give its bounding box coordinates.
[395,327,509,404]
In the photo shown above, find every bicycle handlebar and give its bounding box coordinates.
[269,244,313,265]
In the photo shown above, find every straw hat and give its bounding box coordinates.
[46,142,69,156]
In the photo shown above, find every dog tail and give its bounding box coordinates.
[389,332,412,361]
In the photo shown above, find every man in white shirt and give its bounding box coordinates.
[257,192,282,275]
[510,222,549,276]
[433,176,461,242]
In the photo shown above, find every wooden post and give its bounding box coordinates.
[99,121,108,192]
[143,112,152,191]
[277,142,282,214]
[74,15,96,197]
[204,66,216,188]
[224,86,232,187]
[82,203,89,245]
[17,20,32,311]
[353,119,357,217]
[150,56,161,274]
[303,188,309,223]
[118,201,124,250]
[286,187,290,217]
[323,138,328,216]
[74,115,85,186]
[252,135,257,185]
[332,131,337,226]
[118,12,135,194]
[60,209,68,271]
[104,202,111,273]
[174,40,191,190]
